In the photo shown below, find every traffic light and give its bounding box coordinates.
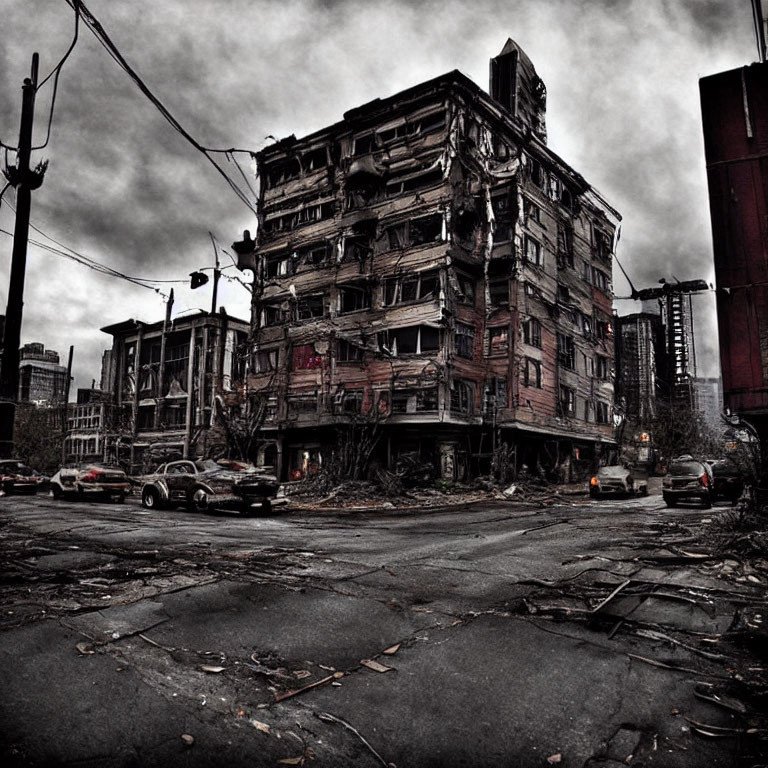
[190,271,209,289]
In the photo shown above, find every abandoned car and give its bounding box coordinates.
[662,456,714,509]
[49,464,132,502]
[139,459,281,515]
[704,458,745,505]
[589,465,648,499]
[0,460,41,495]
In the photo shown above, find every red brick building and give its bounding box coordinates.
[237,40,619,481]
[701,61,768,438]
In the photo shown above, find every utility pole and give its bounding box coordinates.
[60,345,73,465]
[209,232,221,315]
[0,53,43,458]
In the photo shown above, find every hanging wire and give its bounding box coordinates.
[33,0,81,151]
[62,0,258,215]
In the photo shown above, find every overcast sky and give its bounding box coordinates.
[0,0,757,393]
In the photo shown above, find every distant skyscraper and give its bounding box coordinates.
[694,376,723,430]
[18,343,67,405]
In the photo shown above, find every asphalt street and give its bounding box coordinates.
[0,490,766,767]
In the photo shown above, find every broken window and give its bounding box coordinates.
[489,279,509,307]
[264,157,301,189]
[523,197,541,223]
[338,283,371,314]
[376,109,445,145]
[485,378,508,411]
[523,358,542,388]
[557,284,571,303]
[557,222,574,268]
[384,270,440,305]
[491,188,515,242]
[528,156,547,190]
[297,294,326,321]
[489,326,509,356]
[523,235,542,267]
[559,385,575,416]
[524,281,537,297]
[386,165,443,198]
[254,349,279,373]
[584,399,592,422]
[455,273,476,305]
[262,201,335,235]
[336,338,364,364]
[595,355,610,380]
[302,146,328,172]
[340,390,363,414]
[557,334,575,370]
[287,393,318,416]
[455,323,475,359]
[592,268,609,292]
[596,320,612,340]
[342,235,372,263]
[265,253,291,278]
[353,134,375,156]
[594,226,611,262]
[582,261,592,283]
[378,325,440,356]
[262,303,284,327]
[522,318,542,348]
[582,315,593,338]
[595,400,610,424]
[450,379,473,414]
[292,344,322,370]
[390,388,437,414]
[294,242,331,271]
[410,213,443,246]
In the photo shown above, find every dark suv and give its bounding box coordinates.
[662,456,713,509]
[705,459,745,505]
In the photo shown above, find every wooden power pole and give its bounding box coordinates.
[0,53,43,458]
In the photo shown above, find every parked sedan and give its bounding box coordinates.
[0,460,40,495]
[140,459,280,515]
[589,465,648,499]
[49,465,132,502]
[705,459,745,505]
[662,456,713,509]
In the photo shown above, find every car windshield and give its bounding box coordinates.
[597,466,628,478]
[0,462,32,475]
[670,461,704,475]
[195,460,231,473]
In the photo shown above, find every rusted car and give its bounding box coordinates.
[139,459,280,515]
[0,460,40,495]
[49,464,132,503]
[589,465,648,499]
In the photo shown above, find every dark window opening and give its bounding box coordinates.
[337,338,364,363]
[489,279,509,307]
[379,325,440,356]
[523,358,542,388]
[450,380,473,414]
[292,345,322,370]
[559,385,575,416]
[557,334,575,370]
[522,318,542,348]
[297,294,325,321]
[455,323,475,359]
[338,283,371,314]
[384,270,440,305]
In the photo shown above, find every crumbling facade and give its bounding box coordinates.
[237,40,620,482]
[100,311,249,472]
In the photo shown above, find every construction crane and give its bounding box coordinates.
[616,253,709,407]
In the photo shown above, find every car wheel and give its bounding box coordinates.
[245,498,271,517]
[663,494,676,508]
[115,494,125,504]
[51,485,62,500]
[189,487,210,514]
[702,496,712,510]
[142,488,161,509]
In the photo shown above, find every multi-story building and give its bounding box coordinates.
[615,311,666,425]
[100,310,249,472]
[694,376,723,431]
[63,389,107,464]
[701,60,768,442]
[236,40,620,482]
[18,343,68,405]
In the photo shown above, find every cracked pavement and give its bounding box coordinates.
[0,491,767,767]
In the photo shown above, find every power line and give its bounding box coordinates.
[62,0,258,215]
[33,0,80,151]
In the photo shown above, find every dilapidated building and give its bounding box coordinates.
[100,310,249,472]
[236,40,620,482]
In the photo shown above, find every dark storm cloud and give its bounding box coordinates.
[0,0,757,391]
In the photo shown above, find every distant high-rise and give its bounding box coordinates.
[18,343,67,405]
